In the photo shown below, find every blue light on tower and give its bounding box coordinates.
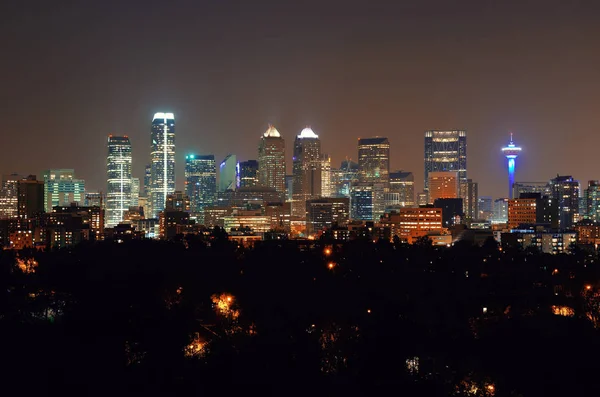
[501,133,522,199]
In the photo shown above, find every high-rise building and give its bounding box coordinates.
[18,175,44,221]
[389,171,415,207]
[85,192,104,208]
[42,169,85,213]
[321,154,332,198]
[512,182,552,198]
[424,130,467,192]
[478,196,493,220]
[285,175,294,201]
[550,175,580,229]
[106,136,132,227]
[390,207,444,244]
[358,137,390,183]
[492,198,509,224]
[306,197,350,236]
[219,154,237,192]
[585,181,600,222]
[258,125,286,196]
[331,160,359,198]
[185,154,216,222]
[131,177,140,207]
[433,198,464,227]
[143,164,152,198]
[150,112,175,218]
[350,182,385,221]
[238,160,259,188]
[501,134,522,199]
[508,193,558,230]
[292,127,322,217]
[461,179,478,220]
[166,191,191,212]
[0,174,22,219]
[428,171,459,203]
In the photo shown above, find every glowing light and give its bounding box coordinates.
[367,309,371,314]
[327,262,335,270]
[298,127,318,139]
[153,112,175,120]
[211,293,239,320]
[586,285,592,291]
[324,247,332,256]
[184,332,208,358]
[552,305,574,317]
[263,124,280,138]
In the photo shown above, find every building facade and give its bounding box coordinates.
[550,175,579,229]
[350,182,385,221]
[258,125,286,196]
[0,174,21,219]
[424,130,467,192]
[428,171,459,203]
[106,136,132,227]
[219,154,237,192]
[238,160,259,188]
[358,137,390,183]
[389,171,415,207]
[42,169,85,213]
[292,127,322,217]
[185,154,216,222]
[305,197,350,236]
[150,112,176,218]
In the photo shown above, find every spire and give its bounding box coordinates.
[263,124,281,138]
[298,126,318,139]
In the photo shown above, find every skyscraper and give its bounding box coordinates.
[292,127,322,217]
[185,154,216,222]
[131,178,140,208]
[428,171,459,203]
[0,174,22,219]
[501,134,522,199]
[389,171,415,207]
[585,180,600,222]
[143,164,151,197]
[238,160,259,188]
[424,130,467,192]
[321,154,332,198]
[550,175,580,229]
[150,112,175,218]
[106,136,132,227]
[219,154,237,192]
[17,175,44,221]
[258,125,286,197]
[42,169,85,213]
[331,160,359,198]
[350,182,386,221]
[461,179,479,220]
[358,137,390,183]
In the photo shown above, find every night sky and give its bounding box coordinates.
[1,0,599,198]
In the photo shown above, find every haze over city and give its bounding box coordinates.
[2,0,599,198]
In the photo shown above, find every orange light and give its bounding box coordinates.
[324,248,332,256]
[367,309,371,314]
[586,285,592,290]
[327,262,335,269]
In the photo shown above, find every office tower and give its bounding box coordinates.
[131,177,140,207]
[238,160,259,188]
[508,193,558,230]
[219,154,237,192]
[106,136,132,227]
[428,171,459,203]
[17,175,44,220]
[292,127,322,217]
[584,181,600,222]
[512,182,552,198]
[389,171,415,207]
[42,169,85,212]
[331,160,359,198]
[424,130,467,192]
[258,124,286,196]
[0,174,22,219]
[417,192,428,207]
[285,175,294,201]
[150,112,175,218]
[85,192,104,208]
[166,191,191,212]
[321,154,332,198]
[461,179,478,220]
[350,182,385,221]
[550,175,580,229]
[478,196,493,220]
[358,137,390,183]
[143,164,152,197]
[433,198,464,227]
[306,197,350,236]
[501,134,522,199]
[391,207,443,244]
[185,154,216,221]
[492,198,509,223]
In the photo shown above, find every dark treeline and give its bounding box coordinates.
[1,235,600,396]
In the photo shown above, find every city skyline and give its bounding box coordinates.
[2,1,600,199]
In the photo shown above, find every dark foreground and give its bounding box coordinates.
[1,236,599,396]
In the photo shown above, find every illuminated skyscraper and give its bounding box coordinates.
[143,164,151,197]
[358,137,390,183]
[501,134,522,199]
[585,181,600,222]
[150,112,175,218]
[258,125,286,196]
[131,178,140,207]
[424,130,467,192]
[321,154,332,198]
[550,175,580,229]
[106,136,132,227]
[238,160,259,188]
[292,127,322,217]
[219,154,237,191]
[428,171,459,203]
[185,154,216,222]
[389,171,415,207]
[42,169,85,213]
[0,174,22,219]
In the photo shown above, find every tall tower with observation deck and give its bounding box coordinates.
[501,133,522,199]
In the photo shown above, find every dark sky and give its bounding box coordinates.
[1,0,599,198]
